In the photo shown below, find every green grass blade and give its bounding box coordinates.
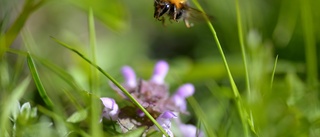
[51,37,169,136]
[88,8,103,137]
[88,7,99,93]
[300,0,318,90]
[27,53,54,109]
[8,48,85,110]
[35,56,82,91]
[28,54,84,92]
[190,0,240,97]
[188,96,217,137]
[88,8,98,65]
[0,0,46,57]
[235,0,259,136]
[235,0,251,96]
[191,0,251,136]
[0,76,31,135]
[32,56,85,110]
[270,55,279,89]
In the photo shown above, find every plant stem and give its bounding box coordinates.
[300,0,318,91]
[191,0,250,136]
[88,8,103,137]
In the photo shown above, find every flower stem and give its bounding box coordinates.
[191,0,251,136]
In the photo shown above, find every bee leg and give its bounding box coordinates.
[175,10,183,21]
[184,18,193,28]
[154,1,170,20]
[160,17,167,27]
[173,6,177,21]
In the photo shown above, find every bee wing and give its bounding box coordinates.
[186,7,213,21]
[183,6,213,27]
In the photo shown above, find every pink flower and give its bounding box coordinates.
[171,84,195,112]
[155,111,177,137]
[106,60,200,136]
[150,60,169,84]
[121,66,137,88]
[100,97,119,121]
[179,123,204,137]
[110,60,169,99]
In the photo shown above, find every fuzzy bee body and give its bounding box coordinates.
[154,0,193,27]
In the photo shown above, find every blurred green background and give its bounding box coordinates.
[1,0,320,136]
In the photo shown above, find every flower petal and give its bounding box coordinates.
[158,111,177,119]
[171,95,187,112]
[136,109,145,117]
[100,97,119,121]
[175,83,195,98]
[150,60,169,84]
[121,66,137,88]
[155,111,177,137]
[179,124,204,137]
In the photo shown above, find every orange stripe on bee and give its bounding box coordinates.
[165,0,187,9]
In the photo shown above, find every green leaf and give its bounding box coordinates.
[270,55,279,89]
[67,109,88,123]
[114,127,146,137]
[27,53,53,109]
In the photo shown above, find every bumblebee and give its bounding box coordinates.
[154,0,205,28]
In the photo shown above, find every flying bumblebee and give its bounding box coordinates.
[154,0,208,28]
